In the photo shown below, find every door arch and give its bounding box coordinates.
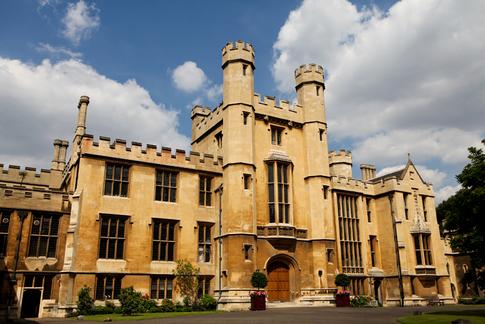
[267,261,290,301]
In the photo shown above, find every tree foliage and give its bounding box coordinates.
[118,287,143,315]
[173,259,200,306]
[251,271,268,289]
[77,286,95,315]
[437,139,485,289]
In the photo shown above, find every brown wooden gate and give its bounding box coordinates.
[267,262,290,301]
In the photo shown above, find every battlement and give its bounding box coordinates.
[331,175,367,191]
[295,64,325,88]
[329,150,352,163]
[81,135,223,173]
[191,105,211,120]
[222,40,255,68]
[0,163,54,188]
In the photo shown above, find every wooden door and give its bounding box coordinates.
[267,262,290,301]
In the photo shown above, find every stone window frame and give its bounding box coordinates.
[197,276,212,298]
[267,161,291,224]
[103,163,130,197]
[152,219,177,262]
[155,169,177,203]
[337,193,363,273]
[0,210,11,258]
[369,235,378,267]
[199,175,213,207]
[150,275,173,300]
[270,125,283,146]
[413,233,433,266]
[197,222,213,263]
[27,213,59,258]
[98,215,127,260]
[95,274,123,300]
[24,273,54,299]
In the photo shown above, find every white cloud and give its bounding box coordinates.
[206,84,223,102]
[435,185,461,204]
[62,0,100,45]
[273,0,485,187]
[377,164,446,188]
[0,57,189,169]
[172,61,207,93]
[36,43,82,60]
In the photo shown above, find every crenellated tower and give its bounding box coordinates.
[220,41,258,291]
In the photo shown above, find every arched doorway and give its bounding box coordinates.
[267,261,290,301]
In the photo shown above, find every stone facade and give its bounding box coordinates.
[1,40,458,318]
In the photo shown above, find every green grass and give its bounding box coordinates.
[83,311,221,321]
[398,309,485,324]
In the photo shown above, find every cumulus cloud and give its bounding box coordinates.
[36,43,82,60]
[62,0,100,45]
[273,0,485,198]
[0,57,189,169]
[172,61,207,93]
[435,185,461,203]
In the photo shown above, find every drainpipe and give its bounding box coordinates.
[389,194,404,307]
[215,184,223,304]
[7,210,28,321]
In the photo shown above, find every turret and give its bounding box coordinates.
[191,105,211,141]
[295,64,325,123]
[222,41,255,105]
[329,150,353,178]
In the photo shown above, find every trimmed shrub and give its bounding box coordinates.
[90,306,115,315]
[335,274,350,289]
[199,295,217,310]
[141,298,158,313]
[118,287,143,315]
[77,286,94,315]
[251,271,268,289]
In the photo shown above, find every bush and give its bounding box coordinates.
[251,271,268,289]
[199,295,217,310]
[335,274,350,289]
[350,295,372,307]
[118,287,143,315]
[77,286,94,315]
[173,260,200,306]
[89,306,115,315]
[141,298,158,313]
[160,299,176,312]
[175,301,192,312]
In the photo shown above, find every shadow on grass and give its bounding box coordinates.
[430,309,485,317]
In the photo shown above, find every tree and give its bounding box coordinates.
[251,271,268,290]
[77,286,94,315]
[437,139,485,290]
[173,259,200,306]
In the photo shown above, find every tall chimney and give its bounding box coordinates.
[58,140,69,170]
[51,139,62,170]
[75,95,90,139]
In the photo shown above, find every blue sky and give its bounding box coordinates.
[1,0,484,202]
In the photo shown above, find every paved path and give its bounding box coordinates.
[9,305,485,324]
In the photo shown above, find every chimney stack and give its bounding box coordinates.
[75,95,90,139]
[360,164,376,181]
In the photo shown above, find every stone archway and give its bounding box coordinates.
[264,254,300,302]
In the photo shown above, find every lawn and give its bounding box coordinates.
[398,309,485,324]
[83,311,221,321]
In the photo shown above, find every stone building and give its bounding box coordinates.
[1,40,457,318]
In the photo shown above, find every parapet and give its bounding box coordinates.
[294,64,324,89]
[0,163,55,188]
[222,40,255,69]
[81,135,223,173]
[253,93,304,125]
[191,105,212,120]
